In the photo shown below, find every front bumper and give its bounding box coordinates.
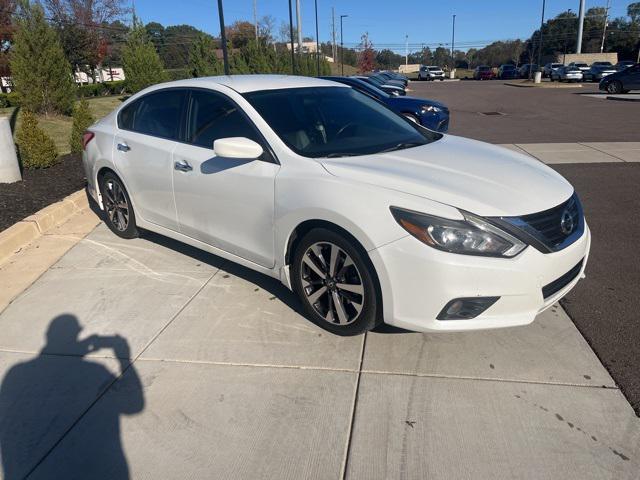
[369,225,591,332]
[419,111,450,132]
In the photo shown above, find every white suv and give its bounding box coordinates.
[418,66,445,81]
[82,75,589,335]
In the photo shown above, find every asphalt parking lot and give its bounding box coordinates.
[409,80,639,143]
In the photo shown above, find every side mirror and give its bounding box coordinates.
[213,137,263,160]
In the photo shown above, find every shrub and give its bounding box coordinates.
[69,98,95,154]
[15,111,59,169]
[77,81,128,98]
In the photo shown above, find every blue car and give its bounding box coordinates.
[320,76,449,132]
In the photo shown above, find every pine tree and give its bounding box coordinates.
[69,98,95,154]
[10,3,75,115]
[16,111,59,169]
[188,33,222,77]
[122,20,166,93]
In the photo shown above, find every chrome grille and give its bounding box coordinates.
[491,193,585,254]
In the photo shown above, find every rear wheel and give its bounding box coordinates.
[291,228,380,336]
[99,172,139,239]
[607,80,623,94]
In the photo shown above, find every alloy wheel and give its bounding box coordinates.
[103,179,129,231]
[299,242,365,325]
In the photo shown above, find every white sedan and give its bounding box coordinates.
[82,75,590,335]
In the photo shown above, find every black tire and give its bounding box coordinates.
[291,228,381,336]
[607,80,622,94]
[99,171,139,239]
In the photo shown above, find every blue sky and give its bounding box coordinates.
[134,0,632,53]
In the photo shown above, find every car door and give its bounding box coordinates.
[172,88,279,268]
[625,65,640,89]
[114,89,187,231]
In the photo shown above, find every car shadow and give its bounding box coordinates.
[0,314,144,479]
[87,190,413,335]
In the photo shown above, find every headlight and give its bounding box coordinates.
[421,105,442,113]
[390,207,527,258]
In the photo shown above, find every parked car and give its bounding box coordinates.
[372,72,406,88]
[418,66,445,81]
[473,65,494,80]
[382,71,410,84]
[497,64,519,79]
[543,63,564,78]
[320,76,449,132]
[356,75,406,96]
[583,62,618,82]
[599,63,640,93]
[84,75,589,335]
[568,62,590,74]
[615,60,635,71]
[550,66,583,83]
[518,64,539,78]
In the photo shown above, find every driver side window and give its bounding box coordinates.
[187,90,261,149]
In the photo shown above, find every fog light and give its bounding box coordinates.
[436,297,500,320]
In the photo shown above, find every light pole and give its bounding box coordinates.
[451,14,456,69]
[217,0,229,75]
[315,0,320,75]
[536,0,546,72]
[340,14,348,76]
[288,0,296,74]
[577,0,585,53]
[600,0,611,53]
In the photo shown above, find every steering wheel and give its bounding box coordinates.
[336,122,357,138]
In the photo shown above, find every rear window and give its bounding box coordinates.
[118,89,186,140]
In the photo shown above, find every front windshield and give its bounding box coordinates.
[365,76,385,86]
[352,79,389,98]
[428,67,440,71]
[243,87,441,159]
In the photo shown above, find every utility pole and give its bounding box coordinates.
[405,35,408,67]
[600,0,611,53]
[332,7,336,62]
[253,0,258,40]
[315,0,320,75]
[451,14,456,68]
[537,0,545,71]
[217,0,230,75]
[340,14,348,75]
[296,0,303,52]
[577,0,585,53]
[288,0,296,74]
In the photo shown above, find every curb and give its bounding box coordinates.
[606,95,640,102]
[0,189,89,265]
[504,81,583,89]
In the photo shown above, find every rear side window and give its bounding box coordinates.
[118,89,186,140]
[186,90,261,149]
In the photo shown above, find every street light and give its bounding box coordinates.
[288,0,296,74]
[216,0,230,75]
[340,15,348,76]
[451,14,456,69]
[536,0,546,78]
[315,0,320,75]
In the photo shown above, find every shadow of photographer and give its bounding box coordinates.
[0,314,144,479]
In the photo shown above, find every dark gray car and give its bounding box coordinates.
[599,63,640,93]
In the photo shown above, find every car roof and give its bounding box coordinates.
[140,75,348,94]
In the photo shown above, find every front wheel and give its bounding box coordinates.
[291,228,381,336]
[99,172,139,239]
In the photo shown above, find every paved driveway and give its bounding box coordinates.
[0,220,638,479]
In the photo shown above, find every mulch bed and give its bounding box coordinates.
[0,154,87,232]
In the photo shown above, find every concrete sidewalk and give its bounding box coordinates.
[499,142,640,164]
[0,221,638,479]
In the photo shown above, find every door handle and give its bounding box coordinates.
[174,160,193,172]
[117,143,130,152]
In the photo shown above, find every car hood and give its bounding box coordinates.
[388,96,448,111]
[318,135,573,217]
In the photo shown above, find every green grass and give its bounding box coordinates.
[0,95,124,155]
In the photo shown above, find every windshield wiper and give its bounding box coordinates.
[325,152,360,158]
[379,142,424,153]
